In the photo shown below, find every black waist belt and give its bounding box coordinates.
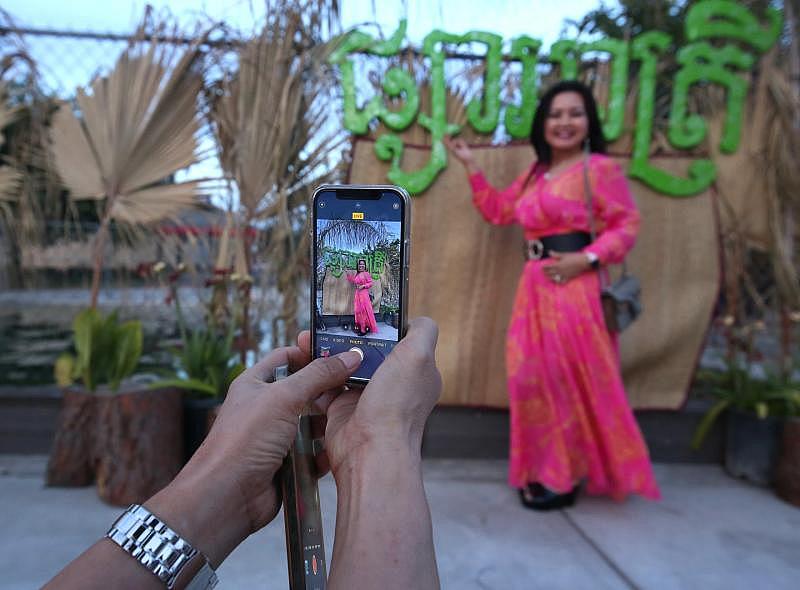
[524,232,591,260]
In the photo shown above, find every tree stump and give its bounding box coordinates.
[775,417,800,508]
[94,386,184,506]
[46,389,95,487]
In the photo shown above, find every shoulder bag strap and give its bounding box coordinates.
[581,150,628,284]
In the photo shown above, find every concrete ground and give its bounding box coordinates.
[2,456,799,590]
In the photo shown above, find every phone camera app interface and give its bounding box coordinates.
[315,191,403,381]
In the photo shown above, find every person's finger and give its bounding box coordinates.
[404,316,439,352]
[549,250,564,260]
[278,351,363,406]
[312,387,348,415]
[297,330,311,356]
[240,346,311,383]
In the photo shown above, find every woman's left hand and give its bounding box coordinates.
[543,251,591,285]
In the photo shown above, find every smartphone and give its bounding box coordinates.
[311,184,411,385]
[276,364,327,590]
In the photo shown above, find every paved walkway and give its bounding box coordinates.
[2,457,799,589]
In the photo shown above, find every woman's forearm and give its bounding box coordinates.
[328,446,440,590]
[43,457,251,589]
[464,160,480,176]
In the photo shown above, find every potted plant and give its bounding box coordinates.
[382,305,399,329]
[150,266,244,460]
[692,359,799,486]
[775,411,800,507]
[47,308,184,506]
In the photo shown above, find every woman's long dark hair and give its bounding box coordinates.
[529,80,606,167]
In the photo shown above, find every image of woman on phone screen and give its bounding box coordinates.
[347,258,378,336]
[445,80,660,510]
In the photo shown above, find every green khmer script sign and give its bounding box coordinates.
[329,0,782,198]
[322,247,387,280]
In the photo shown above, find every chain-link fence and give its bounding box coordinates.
[1,27,132,97]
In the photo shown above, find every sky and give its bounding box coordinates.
[2,0,615,123]
[1,0,615,205]
[3,0,610,47]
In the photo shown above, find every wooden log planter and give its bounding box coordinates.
[46,385,184,506]
[45,389,96,486]
[775,417,800,508]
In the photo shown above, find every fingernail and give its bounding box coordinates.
[338,348,363,369]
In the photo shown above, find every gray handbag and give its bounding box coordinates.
[582,153,642,333]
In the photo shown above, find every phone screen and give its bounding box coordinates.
[312,187,407,382]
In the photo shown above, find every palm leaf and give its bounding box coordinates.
[207,3,344,346]
[111,181,204,224]
[0,87,23,201]
[0,166,21,202]
[49,27,206,223]
[49,101,105,199]
[691,399,730,450]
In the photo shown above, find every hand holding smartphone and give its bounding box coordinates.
[311,184,410,385]
[281,185,410,589]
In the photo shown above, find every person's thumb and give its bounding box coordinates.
[279,350,363,408]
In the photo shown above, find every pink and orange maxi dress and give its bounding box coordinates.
[347,270,378,334]
[469,154,660,501]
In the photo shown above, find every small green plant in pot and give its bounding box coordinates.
[54,309,143,392]
[47,309,184,506]
[692,359,800,486]
[151,293,244,399]
[149,263,246,460]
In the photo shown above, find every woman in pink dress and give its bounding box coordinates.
[446,80,660,510]
[347,258,378,336]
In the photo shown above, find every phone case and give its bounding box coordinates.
[310,184,411,387]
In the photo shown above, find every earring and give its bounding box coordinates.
[583,137,590,153]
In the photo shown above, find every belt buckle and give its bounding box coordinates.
[525,239,544,260]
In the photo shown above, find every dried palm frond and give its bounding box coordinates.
[49,18,208,307]
[762,58,800,308]
[207,1,344,347]
[0,87,22,201]
[0,166,21,203]
[0,53,66,290]
[214,212,235,271]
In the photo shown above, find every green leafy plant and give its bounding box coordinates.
[150,275,244,398]
[54,308,143,392]
[691,362,800,450]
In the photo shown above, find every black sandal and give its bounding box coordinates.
[518,482,580,511]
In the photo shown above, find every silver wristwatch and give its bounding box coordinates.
[107,504,218,590]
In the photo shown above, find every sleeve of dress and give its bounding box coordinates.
[583,156,641,265]
[345,272,357,285]
[361,274,373,288]
[468,167,531,226]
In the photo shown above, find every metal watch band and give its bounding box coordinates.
[106,504,218,590]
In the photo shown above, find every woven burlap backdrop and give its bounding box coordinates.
[321,266,388,315]
[350,139,721,409]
